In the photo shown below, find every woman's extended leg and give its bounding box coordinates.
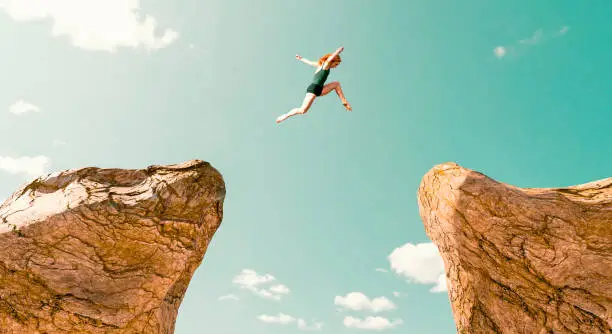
[276,93,316,123]
[321,81,352,111]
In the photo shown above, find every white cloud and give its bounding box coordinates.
[334,292,396,313]
[392,292,401,298]
[493,46,507,58]
[269,284,290,295]
[375,268,388,273]
[430,274,447,293]
[232,269,290,301]
[343,316,403,330]
[519,29,543,45]
[233,269,275,287]
[258,313,295,325]
[388,242,447,293]
[0,155,50,176]
[257,313,322,331]
[297,319,324,331]
[253,289,280,300]
[495,26,570,59]
[218,294,239,301]
[9,99,40,115]
[0,0,178,52]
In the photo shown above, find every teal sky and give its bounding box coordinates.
[0,0,611,333]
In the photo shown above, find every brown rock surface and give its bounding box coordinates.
[0,160,225,333]
[418,162,611,334]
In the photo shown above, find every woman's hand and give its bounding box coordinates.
[337,46,344,53]
[295,54,302,60]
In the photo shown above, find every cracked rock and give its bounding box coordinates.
[418,162,611,334]
[0,159,225,333]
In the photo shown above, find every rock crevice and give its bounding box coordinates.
[418,162,611,333]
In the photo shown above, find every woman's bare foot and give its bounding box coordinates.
[276,114,289,123]
[342,101,352,111]
[277,107,305,123]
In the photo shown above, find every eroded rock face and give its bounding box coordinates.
[418,162,611,334]
[0,160,225,333]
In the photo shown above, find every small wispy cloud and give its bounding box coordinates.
[258,313,295,325]
[343,316,404,330]
[334,292,396,313]
[9,100,40,115]
[0,155,50,176]
[493,46,507,59]
[232,269,290,301]
[519,29,544,45]
[494,25,570,59]
[375,268,388,273]
[257,313,323,331]
[297,319,324,331]
[218,294,239,301]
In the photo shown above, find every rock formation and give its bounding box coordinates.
[0,160,225,333]
[418,162,611,334]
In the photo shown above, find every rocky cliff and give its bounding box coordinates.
[418,162,611,333]
[0,160,225,333]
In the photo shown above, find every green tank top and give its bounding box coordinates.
[311,68,330,86]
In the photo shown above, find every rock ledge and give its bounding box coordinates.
[0,159,225,333]
[418,162,611,333]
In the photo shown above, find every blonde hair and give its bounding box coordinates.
[318,53,341,68]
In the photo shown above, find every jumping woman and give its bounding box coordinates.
[276,46,352,124]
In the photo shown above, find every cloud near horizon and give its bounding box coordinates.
[334,292,396,313]
[388,242,447,293]
[257,313,323,331]
[232,269,290,301]
[218,294,239,301]
[343,316,404,330]
[0,0,178,52]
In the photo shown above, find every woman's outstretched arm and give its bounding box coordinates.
[295,54,318,67]
[322,46,344,69]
